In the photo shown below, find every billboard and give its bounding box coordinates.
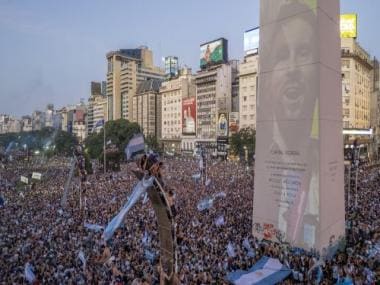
[229,112,239,134]
[165,56,179,79]
[217,112,228,137]
[254,0,345,252]
[200,38,228,68]
[244,27,260,55]
[340,14,357,38]
[182,97,196,135]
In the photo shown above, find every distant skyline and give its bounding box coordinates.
[0,0,379,117]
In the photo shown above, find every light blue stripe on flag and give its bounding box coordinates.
[227,256,291,285]
[92,119,104,132]
[125,133,145,160]
[103,176,154,241]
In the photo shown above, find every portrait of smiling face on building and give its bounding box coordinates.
[258,0,319,149]
[254,0,322,250]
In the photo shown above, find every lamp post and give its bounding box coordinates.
[103,124,106,175]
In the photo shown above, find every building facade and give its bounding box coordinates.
[341,38,373,129]
[21,116,33,132]
[195,61,237,143]
[132,79,162,138]
[106,47,164,122]
[87,82,107,134]
[160,68,195,153]
[239,53,258,130]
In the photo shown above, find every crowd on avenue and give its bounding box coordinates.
[0,154,379,284]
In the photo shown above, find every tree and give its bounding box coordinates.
[0,128,77,157]
[230,127,256,162]
[84,119,141,161]
[145,134,160,152]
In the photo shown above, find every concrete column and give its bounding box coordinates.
[253,0,345,252]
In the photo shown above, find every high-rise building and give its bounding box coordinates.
[21,116,33,132]
[32,111,45,131]
[239,53,258,130]
[106,47,164,121]
[164,56,179,80]
[195,61,237,148]
[45,104,54,128]
[341,38,373,129]
[160,68,195,153]
[132,79,162,138]
[91,82,102,96]
[370,58,380,160]
[87,81,107,134]
[0,115,21,134]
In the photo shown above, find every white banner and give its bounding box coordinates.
[32,172,42,180]
[21,176,29,184]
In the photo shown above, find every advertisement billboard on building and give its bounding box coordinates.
[244,27,260,55]
[340,14,357,38]
[229,112,239,134]
[182,97,196,135]
[217,112,229,137]
[200,38,228,68]
[165,56,179,79]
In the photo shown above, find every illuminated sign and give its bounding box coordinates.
[340,14,357,38]
[200,38,228,68]
[244,27,259,55]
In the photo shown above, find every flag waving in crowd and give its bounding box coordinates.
[125,133,145,161]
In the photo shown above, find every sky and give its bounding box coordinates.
[0,0,379,117]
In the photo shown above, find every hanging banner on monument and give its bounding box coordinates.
[254,0,345,252]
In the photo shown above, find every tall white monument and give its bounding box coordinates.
[253,0,345,252]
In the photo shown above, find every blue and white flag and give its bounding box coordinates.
[243,238,252,251]
[78,250,86,269]
[243,238,255,257]
[84,222,104,232]
[103,176,154,241]
[227,242,236,258]
[197,197,214,211]
[92,119,104,132]
[125,133,145,160]
[215,215,225,226]
[5,141,15,155]
[192,173,201,180]
[142,193,149,204]
[213,191,227,199]
[144,249,155,263]
[227,256,291,285]
[24,263,36,284]
[142,230,151,247]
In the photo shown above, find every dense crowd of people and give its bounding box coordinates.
[0,154,379,284]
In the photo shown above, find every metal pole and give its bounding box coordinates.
[79,180,82,210]
[355,165,358,208]
[103,124,106,175]
[347,165,351,207]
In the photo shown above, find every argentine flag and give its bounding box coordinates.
[103,176,154,241]
[125,133,145,160]
[227,256,291,285]
[92,119,104,132]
